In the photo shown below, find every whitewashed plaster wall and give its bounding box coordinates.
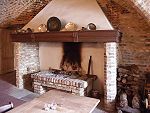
[23,0,113,31]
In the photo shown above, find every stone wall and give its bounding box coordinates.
[15,43,40,88]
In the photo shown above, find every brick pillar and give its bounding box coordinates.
[104,42,118,112]
[14,43,40,89]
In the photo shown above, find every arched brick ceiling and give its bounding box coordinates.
[0,0,52,28]
[0,0,149,28]
[111,0,150,24]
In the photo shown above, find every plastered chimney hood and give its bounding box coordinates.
[11,0,121,43]
[23,0,113,31]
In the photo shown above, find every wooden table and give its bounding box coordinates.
[7,90,100,113]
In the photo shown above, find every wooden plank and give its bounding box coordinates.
[34,31,75,42]
[0,29,14,74]
[8,90,100,113]
[78,30,120,42]
[11,31,75,42]
[1,29,14,73]
[10,30,121,43]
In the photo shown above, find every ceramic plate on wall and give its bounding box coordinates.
[47,17,61,31]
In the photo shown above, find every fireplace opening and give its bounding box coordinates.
[60,42,82,74]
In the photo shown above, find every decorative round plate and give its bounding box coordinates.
[87,23,96,30]
[47,17,61,31]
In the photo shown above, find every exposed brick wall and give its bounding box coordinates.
[0,0,51,28]
[0,0,149,27]
[98,1,123,32]
[116,3,150,73]
[99,1,150,111]
[15,43,40,88]
[119,43,150,72]
[101,0,150,73]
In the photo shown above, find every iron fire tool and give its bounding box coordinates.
[86,56,97,96]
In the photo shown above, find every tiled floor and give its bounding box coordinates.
[0,79,39,107]
[0,79,108,113]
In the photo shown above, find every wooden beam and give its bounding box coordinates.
[10,30,121,43]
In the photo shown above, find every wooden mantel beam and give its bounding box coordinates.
[10,30,121,43]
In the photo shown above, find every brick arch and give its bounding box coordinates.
[0,0,51,28]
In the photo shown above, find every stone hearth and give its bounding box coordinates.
[31,70,92,96]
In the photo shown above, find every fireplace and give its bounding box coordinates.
[14,41,119,112]
[12,0,120,112]
[30,42,94,96]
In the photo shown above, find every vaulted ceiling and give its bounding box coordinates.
[0,0,52,28]
[0,0,149,29]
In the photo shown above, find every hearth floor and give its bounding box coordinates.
[0,79,109,113]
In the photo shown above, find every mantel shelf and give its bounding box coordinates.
[10,30,121,43]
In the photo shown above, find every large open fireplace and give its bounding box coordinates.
[30,42,96,96]
[14,40,119,111]
[12,0,121,112]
